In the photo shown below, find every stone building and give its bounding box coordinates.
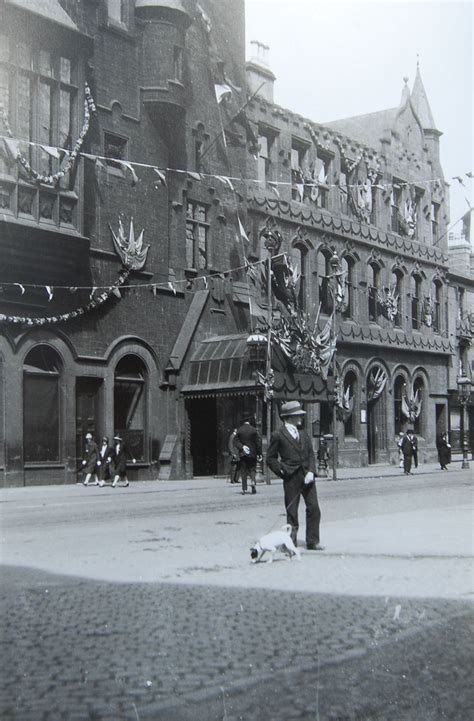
[0,0,469,486]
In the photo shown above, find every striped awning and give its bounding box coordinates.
[182,335,258,398]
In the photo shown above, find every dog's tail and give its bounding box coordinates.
[282,524,292,535]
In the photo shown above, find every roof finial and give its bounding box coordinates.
[416,52,420,69]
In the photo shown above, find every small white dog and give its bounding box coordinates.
[250,524,301,563]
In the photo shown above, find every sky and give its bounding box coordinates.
[245,0,473,240]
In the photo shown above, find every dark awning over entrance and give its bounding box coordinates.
[182,335,257,398]
[182,334,333,401]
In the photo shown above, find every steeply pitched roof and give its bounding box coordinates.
[6,0,78,31]
[410,65,437,131]
[324,107,397,148]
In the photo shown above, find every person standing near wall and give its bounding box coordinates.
[82,433,100,486]
[400,429,417,475]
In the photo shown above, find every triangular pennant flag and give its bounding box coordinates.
[69,287,78,293]
[119,161,138,187]
[187,171,202,181]
[168,281,177,295]
[215,175,234,191]
[237,215,250,243]
[3,136,20,160]
[214,84,232,104]
[203,276,208,289]
[151,284,157,296]
[269,182,280,199]
[112,287,122,299]
[153,168,167,186]
[40,144,61,159]
[45,286,53,302]
[14,283,25,295]
[90,287,97,301]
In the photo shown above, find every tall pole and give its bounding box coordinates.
[457,373,471,470]
[329,251,340,482]
[265,248,272,484]
[331,306,338,481]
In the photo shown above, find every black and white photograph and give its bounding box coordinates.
[0,0,472,719]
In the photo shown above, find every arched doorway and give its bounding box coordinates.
[367,365,388,464]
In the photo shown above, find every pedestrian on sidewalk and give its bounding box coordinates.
[228,428,240,484]
[266,401,323,550]
[397,432,404,468]
[400,429,417,475]
[98,436,113,486]
[234,416,262,495]
[110,435,136,488]
[436,431,451,470]
[81,433,100,486]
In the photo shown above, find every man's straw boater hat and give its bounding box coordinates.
[279,401,306,417]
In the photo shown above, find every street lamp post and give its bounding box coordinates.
[329,251,340,482]
[457,373,471,470]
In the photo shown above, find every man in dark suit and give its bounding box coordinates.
[400,429,417,475]
[234,416,262,495]
[266,401,323,550]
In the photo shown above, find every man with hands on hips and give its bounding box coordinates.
[266,401,324,550]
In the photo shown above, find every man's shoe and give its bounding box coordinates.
[98,481,105,487]
[83,480,89,486]
[251,486,257,494]
[306,543,325,551]
[124,481,129,488]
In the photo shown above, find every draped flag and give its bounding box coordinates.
[215,84,232,104]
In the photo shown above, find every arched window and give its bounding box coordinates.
[413,376,424,436]
[411,274,422,330]
[23,345,62,462]
[291,244,308,311]
[392,270,403,327]
[343,370,357,437]
[341,256,353,319]
[368,263,381,322]
[394,374,406,435]
[114,355,147,460]
[318,250,331,314]
[433,280,442,333]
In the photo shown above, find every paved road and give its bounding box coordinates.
[0,468,472,720]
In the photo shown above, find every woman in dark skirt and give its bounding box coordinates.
[82,433,100,486]
[436,431,452,470]
[110,434,136,488]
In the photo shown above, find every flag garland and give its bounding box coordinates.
[0,83,96,186]
[0,270,130,326]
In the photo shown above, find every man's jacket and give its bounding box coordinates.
[266,426,316,480]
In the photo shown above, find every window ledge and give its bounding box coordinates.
[24,463,65,469]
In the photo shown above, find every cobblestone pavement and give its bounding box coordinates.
[0,565,472,721]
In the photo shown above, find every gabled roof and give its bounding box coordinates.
[325,107,397,148]
[6,0,78,31]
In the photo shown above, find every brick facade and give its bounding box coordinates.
[0,0,471,485]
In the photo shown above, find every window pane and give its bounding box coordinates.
[17,74,31,141]
[197,204,207,222]
[59,89,73,148]
[39,50,52,77]
[24,375,60,462]
[186,222,194,267]
[60,57,71,84]
[198,225,207,268]
[17,43,31,70]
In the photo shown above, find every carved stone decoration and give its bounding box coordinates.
[377,286,399,322]
[109,217,149,271]
[422,295,434,327]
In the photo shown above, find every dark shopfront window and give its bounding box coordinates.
[23,346,61,462]
[114,355,147,460]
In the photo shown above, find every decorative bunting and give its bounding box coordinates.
[215,84,232,104]
[237,215,250,243]
[45,286,53,302]
[153,168,167,186]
